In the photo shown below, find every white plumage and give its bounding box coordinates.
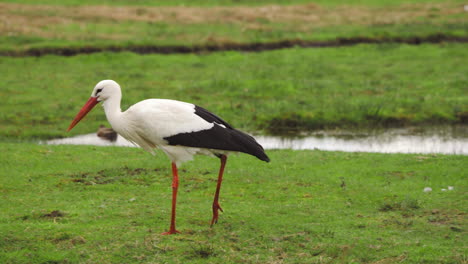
[68,80,269,235]
[120,99,221,163]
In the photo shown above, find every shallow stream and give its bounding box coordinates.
[45,126,467,155]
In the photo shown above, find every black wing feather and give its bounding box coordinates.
[164,105,270,162]
[193,105,233,129]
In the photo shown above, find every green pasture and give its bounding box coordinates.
[1,1,467,263]
[0,0,466,53]
[1,43,467,139]
[0,142,466,263]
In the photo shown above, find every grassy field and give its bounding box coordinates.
[1,43,467,139]
[1,1,467,263]
[0,142,466,263]
[1,1,467,53]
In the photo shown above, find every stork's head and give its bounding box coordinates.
[92,80,121,102]
[67,80,121,131]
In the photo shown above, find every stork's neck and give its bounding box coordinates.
[102,93,123,127]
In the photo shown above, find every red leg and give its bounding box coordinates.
[211,155,227,226]
[162,162,180,235]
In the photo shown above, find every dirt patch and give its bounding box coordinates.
[188,243,217,259]
[456,111,468,123]
[41,210,65,218]
[378,197,420,212]
[425,209,465,226]
[68,167,163,185]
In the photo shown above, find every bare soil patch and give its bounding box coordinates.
[41,210,65,218]
[67,167,163,185]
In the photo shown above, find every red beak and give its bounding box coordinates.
[67,97,99,131]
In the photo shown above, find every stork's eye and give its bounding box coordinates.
[96,88,103,95]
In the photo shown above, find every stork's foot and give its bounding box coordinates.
[210,202,223,226]
[161,228,180,235]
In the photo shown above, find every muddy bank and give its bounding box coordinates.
[263,111,468,135]
[2,34,467,57]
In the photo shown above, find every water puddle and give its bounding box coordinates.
[45,126,467,155]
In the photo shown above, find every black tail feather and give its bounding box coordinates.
[229,129,270,162]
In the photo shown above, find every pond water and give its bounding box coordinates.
[45,126,467,155]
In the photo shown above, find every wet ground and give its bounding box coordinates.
[45,126,467,155]
[256,127,467,155]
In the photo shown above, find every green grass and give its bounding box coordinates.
[3,22,466,54]
[0,1,466,53]
[1,1,466,263]
[0,142,466,263]
[0,43,466,139]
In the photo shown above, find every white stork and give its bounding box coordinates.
[67,80,270,235]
